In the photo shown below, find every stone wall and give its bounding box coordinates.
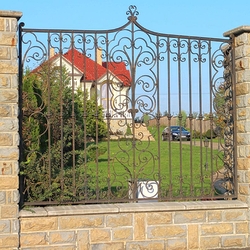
[1,10,250,250]
[224,26,250,207]
[0,10,22,250]
[18,201,248,249]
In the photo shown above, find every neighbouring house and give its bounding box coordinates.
[34,48,132,134]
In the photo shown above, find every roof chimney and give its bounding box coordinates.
[49,48,55,58]
[97,47,102,65]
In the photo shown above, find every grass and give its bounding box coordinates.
[84,126,223,200]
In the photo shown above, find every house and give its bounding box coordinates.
[36,48,132,134]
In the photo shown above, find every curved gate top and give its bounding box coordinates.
[18,5,235,205]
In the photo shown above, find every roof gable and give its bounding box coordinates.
[31,48,131,87]
[63,49,131,86]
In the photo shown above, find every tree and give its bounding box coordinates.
[84,95,107,139]
[177,110,187,127]
[21,64,107,202]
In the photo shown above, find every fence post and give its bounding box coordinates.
[0,10,22,249]
[224,26,250,205]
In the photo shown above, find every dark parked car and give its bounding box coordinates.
[162,126,191,141]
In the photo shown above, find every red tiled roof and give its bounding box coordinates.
[102,61,131,87]
[63,49,106,81]
[63,49,131,87]
[32,49,131,87]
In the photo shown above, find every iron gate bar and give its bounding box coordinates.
[18,5,236,206]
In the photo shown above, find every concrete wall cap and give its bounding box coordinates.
[0,10,22,20]
[224,25,250,37]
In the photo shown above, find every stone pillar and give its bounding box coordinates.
[224,26,250,205]
[0,10,22,249]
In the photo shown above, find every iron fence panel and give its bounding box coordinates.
[18,5,236,206]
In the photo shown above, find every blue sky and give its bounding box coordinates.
[3,0,250,115]
[3,0,250,38]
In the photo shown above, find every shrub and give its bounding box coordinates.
[205,129,217,139]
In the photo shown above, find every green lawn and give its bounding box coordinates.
[84,130,223,200]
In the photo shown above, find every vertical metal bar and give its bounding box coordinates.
[94,33,100,200]
[208,40,214,195]
[167,36,172,198]
[198,39,204,194]
[177,37,183,196]
[105,32,111,201]
[81,33,88,201]
[156,35,161,199]
[187,38,194,197]
[59,32,64,193]
[71,33,76,196]
[231,35,237,197]
[18,22,24,206]
[130,20,137,201]
[47,32,52,201]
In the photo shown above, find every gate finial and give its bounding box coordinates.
[126,5,139,21]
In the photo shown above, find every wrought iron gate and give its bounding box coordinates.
[18,5,236,206]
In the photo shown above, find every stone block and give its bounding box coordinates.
[207,210,222,222]
[1,205,18,218]
[127,241,164,250]
[0,18,4,31]
[0,219,10,233]
[0,133,13,146]
[0,234,18,248]
[239,184,250,195]
[0,47,10,60]
[59,215,104,229]
[90,228,111,243]
[223,210,247,221]
[11,19,18,33]
[0,74,11,88]
[11,74,18,89]
[49,231,75,244]
[147,212,171,225]
[3,190,19,204]
[92,242,125,250]
[237,121,246,133]
[200,236,220,249]
[235,58,250,71]
[106,214,132,227]
[20,217,58,232]
[112,228,132,240]
[236,222,248,234]
[188,225,198,249]
[0,33,17,46]
[12,219,19,233]
[236,95,247,108]
[12,190,19,203]
[0,147,18,161]
[77,230,89,250]
[0,161,13,175]
[201,223,233,235]
[0,61,17,74]
[222,235,246,247]
[0,176,18,189]
[174,211,205,223]
[167,238,187,250]
[0,105,11,117]
[0,191,5,204]
[0,119,18,132]
[20,232,47,247]
[0,90,17,103]
[134,213,145,240]
[148,225,186,239]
